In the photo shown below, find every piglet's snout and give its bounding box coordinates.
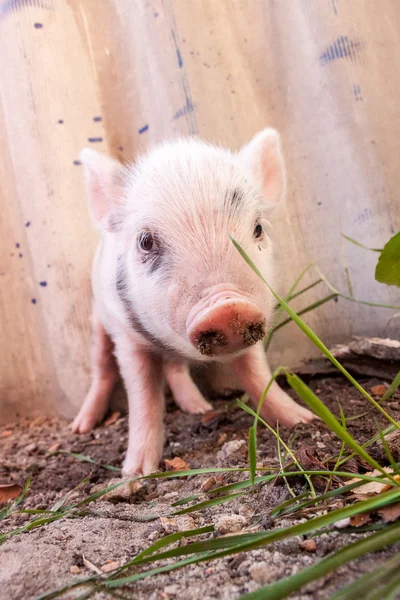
[186,293,266,357]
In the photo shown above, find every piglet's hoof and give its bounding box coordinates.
[91,477,143,502]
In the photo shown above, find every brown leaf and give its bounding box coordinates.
[347,468,396,499]
[299,538,317,552]
[295,444,336,490]
[164,457,190,471]
[0,483,22,504]
[377,502,400,523]
[201,409,225,425]
[48,442,61,453]
[104,412,121,427]
[370,384,387,397]
[200,476,217,493]
[350,512,372,527]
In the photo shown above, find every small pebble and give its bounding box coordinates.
[300,538,317,552]
[214,514,247,534]
[70,565,82,575]
[101,560,120,573]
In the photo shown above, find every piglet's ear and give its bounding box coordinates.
[79,148,128,232]
[238,128,286,208]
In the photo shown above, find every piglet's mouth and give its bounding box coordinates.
[186,294,266,357]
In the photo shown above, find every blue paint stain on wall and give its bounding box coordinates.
[19,252,23,258]
[171,29,183,68]
[31,298,37,304]
[25,221,31,227]
[39,281,47,287]
[172,99,194,120]
[34,22,43,28]
[73,160,82,166]
[88,137,103,143]
[93,116,102,122]
[320,36,363,65]
[138,124,149,134]
[58,119,64,124]
[15,242,20,248]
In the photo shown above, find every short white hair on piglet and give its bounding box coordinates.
[72,129,314,477]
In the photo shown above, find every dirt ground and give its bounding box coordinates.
[0,374,399,600]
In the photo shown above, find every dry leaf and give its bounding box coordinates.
[104,411,121,427]
[201,410,225,425]
[295,444,337,489]
[350,512,372,527]
[377,502,400,523]
[347,468,396,499]
[299,538,317,552]
[370,384,387,397]
[82,555,102,574]
[0,483,22,504]
[164,457,189,471]
[200,476,217,493]
[48,442,61,453]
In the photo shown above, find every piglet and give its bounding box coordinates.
[72,129,315,475]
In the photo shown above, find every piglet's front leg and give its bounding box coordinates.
[114,337,165,476]
[231,344,315,426]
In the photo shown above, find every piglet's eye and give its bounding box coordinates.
[254,222,263,239]
[138,231,158,253]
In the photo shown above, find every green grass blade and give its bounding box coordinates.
[0,476,32,521]
[286,373,399,482]
[238,521,400,599]
[330,553,400,600]
[272,294,338,333]
[171,491,248,515]
[264,261,315,350]
[315,265,400,309]
[276,422,296,499]
[379,370,400,404]
[376,421,399,474]
[54,452,121,472]
[230,236,400,430]
[124,487,400,567]
[237,400,316,496]
[248,426,257,486]
[341,234,383,252]
[287,279,323,301]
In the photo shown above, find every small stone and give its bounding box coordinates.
[25,442,38,454]
[214,514,247,534]
[164,584,179,595]
[249,561,279,585]
[160,516,178,533]
[300,538,317,552]
[70,565,82,574]
[216,439,246,466]
[101,560,120,573]
[175,515,196,531]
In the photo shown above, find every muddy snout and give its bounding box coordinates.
[186,295,266,357]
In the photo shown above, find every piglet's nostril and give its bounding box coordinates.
[196,330,228,356]
[242,322,266,346]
